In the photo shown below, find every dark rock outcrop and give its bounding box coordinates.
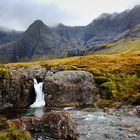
[14,111,77,140]
[44,70,98,106]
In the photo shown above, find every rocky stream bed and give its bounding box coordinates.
[2,106,140,140]
[69,107,140,140]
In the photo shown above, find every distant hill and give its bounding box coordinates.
[90,23,140,54]
[0,27,21,45]
[0,5,140,62]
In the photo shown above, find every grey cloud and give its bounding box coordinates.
[0,0,78,31]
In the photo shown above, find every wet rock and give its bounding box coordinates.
[128,133,137,138]
[136,106,140,116]
[104,133,111,138]
[20,111,77,140]
[128,108,137,116]
[44,70,98,106]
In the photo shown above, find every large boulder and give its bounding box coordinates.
[18,111,77,140]
[44,70,98,106]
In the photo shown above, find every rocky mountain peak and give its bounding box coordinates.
[32,19,45,27]
[25,19,48,34]
[21,19,50,41]
[0,5,140,62]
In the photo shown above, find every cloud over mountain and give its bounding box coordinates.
[0,0,139,30]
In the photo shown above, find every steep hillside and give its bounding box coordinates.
[91,24,140,54]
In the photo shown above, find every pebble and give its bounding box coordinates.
[87,133,91,137]
[128,134,137,138]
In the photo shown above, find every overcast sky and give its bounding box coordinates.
[0,0,140,31]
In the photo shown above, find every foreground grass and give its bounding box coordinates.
[0,117,31,140]
[3,52,140,107]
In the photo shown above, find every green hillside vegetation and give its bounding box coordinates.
[93,24,140,54]
[4,52,140,107]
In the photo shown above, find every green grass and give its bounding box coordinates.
[94,38,140,54]
[91,23,140,55]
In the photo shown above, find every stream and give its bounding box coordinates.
[1,107,140,140]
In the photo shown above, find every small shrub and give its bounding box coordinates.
[0,68,10,77]
[94,99,113,108]
[94,76,109,84]
[0,117,31,140]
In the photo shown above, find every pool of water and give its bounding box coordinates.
[0,107,64,119]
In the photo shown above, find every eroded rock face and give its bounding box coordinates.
[0,65,46,109]
[18,111,77,140]
[44,70,98,106]
[0,75,33,109]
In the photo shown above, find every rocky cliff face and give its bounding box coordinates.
[0,5,140,62]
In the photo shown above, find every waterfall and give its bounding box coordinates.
[30,79,45,108]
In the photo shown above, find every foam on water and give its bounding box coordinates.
[30,79,45,108]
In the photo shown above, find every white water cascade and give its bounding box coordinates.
[30,79,46,108]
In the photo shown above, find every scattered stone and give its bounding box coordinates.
[136,106,140,116]
[104,133,111,138]
[128,133,137,138]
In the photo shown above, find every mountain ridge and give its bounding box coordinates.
[0,5,140,62]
